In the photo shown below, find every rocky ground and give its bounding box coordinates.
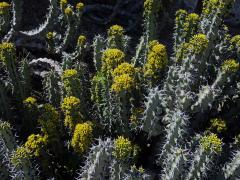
[14,0,239,54]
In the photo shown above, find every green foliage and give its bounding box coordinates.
[38,104,60,139]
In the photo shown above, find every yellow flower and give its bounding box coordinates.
[111,74,136,93]
[24,134,47,157]
[222,59,239,73]
[208,118,227,133]
[64,7,73,16]
[23,97,37,109]
[202,0,225,16]
[175,9,187,23]
[148,40,160,50]
[63,69,78,79]
[183,13,199,32]
[187,13,199,22]
[76,2,84,11]
[0,121,10,131]
[77,35,86,47]
[0,2,11,15]
[61,96,82,130]
[0,42,15,52]
[230,35,240,47]
[62,69,81,96]
[112,62,136,77]
[11,147,30,168]
[113,136,138,161]
[61,96,80,111]
[101,48,125,73]
[108,25,124,37]
[71,122,93,154]
[60,0,67,9]
[0,42,15,58]
[46,32,55,40]
[144,43,168,79]
[189,34,209,54]
[0,42,15,62]
[144,0,153,12]
[200,133,222,153]
[143,0,161,16]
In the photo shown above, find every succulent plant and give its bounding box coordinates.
[0,0,240,179]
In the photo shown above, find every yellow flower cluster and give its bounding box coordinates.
[230,35,240,47]
[62,69,81,96]
[187,13,199,23]
[144,42,168,79]
[61,96,80,111]
[113,136,138,161]
[64,7,73,16]
[110,63,139,93]
[24,134,47,157]
[76,2,84,11]
[175,9,187,23]
[222,59,239,73]
[0,42,15,56]
[10,147,30,168]
[60,0,67,9]
[46,32,55,40]
[0,43,16,64]
[144,0,153,14]
[0,42,15,52]
[71,122,93,154]
[62,69,78,79]
[208,118,227,133]
[108,25,124,37]
[23,97,37,109]
[183,13,199,32]
[202,0,225,16]
[101,48,125,73]
[230,35,240,53]
[189,34,209,54]
[77,35,86,47]
[148,40,159,50]
[176,10,198,30]
[144,0,160,16]
[38,104,59,137]
[0,2,10,15]
[144,0,154,12]
[200,133,222,153]
[61,96,82,130]
[111,74,135,93]
[0,121,10,131]
[112,62,137,77]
